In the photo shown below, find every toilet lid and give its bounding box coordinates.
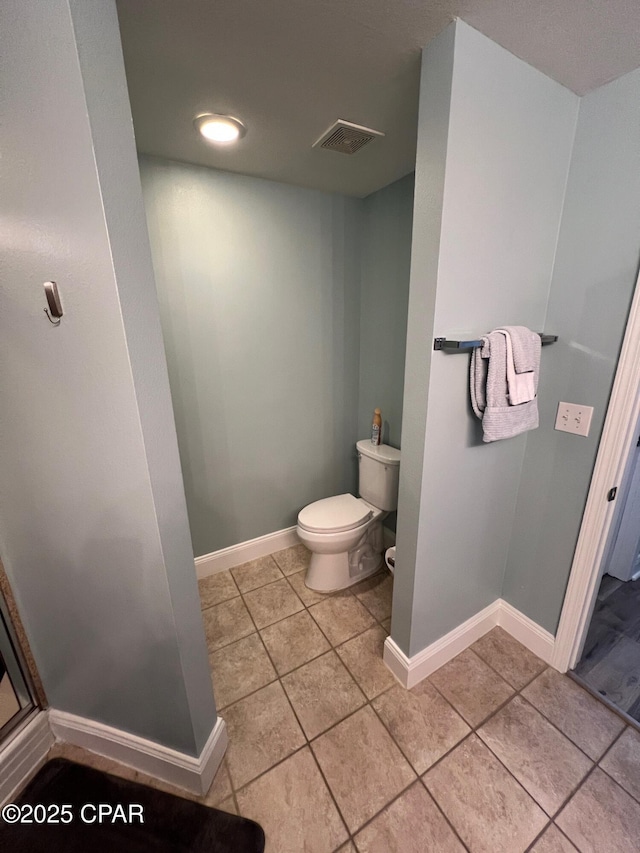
[298,494,372,534]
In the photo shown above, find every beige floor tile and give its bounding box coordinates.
[354,781,465,853]
[224,681,305,789]
[309,595,376,646]
[530,824,579,852]
[217,796,238,815]
[381,617,391,633]
[351,571,393,622]
[236,747,348,853]
[522,668,626,760]
[429,648,514,727]
[243,578,304,629]
[311,705,416,833]
[424,734,547,853]
[202,595,255,653]
[203,759,233,806]
[230,555,283,593]
[336,844,357,853]
[286,570,337,607]
[336,625,396,699]
[556,767,640,852]
[271,543,311,576]
[471,626,547,689]
[477,695,592,814]
[198,570,239,610]
[260,610,330,675]
[209,633,276,709]
[600,726,640,803]
[372,682,470,775]
[282,650,366,739]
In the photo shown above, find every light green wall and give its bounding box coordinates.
[1,0,216,754]
[394,21,579,656]
[140,157,362,556]
[503,67,640,632]
[140,158,413,557]
[358,174,414,448]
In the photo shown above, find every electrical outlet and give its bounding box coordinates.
[554,402,594,437]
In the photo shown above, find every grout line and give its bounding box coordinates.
[522,821,553,852]
[553,821,582,851]
[211,561,509,846]
[549,762,599,824]
[226,580,355,842]
[597,742,640,809]
[518,667,627,763]
[421,664,603,838]
[218,561,407,846]
[468,639,548,693]
[43,555,634,853]
[205,626,257,655]
[457,682,600,833]
[341,777,421,845]
[210,556,628,850]
[516,690,603,765]
[199,591,241,613]
[418,776,473,852]
[46,554,623,853]
[213,583,393,711]
[306,737,353,845]
[427,671,517,732]
[229,743,310,799]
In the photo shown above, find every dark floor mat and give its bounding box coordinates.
[0,758,265,852]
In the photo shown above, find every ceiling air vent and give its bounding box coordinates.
[312,119,384,155]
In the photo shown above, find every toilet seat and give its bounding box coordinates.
[297,493,372,534]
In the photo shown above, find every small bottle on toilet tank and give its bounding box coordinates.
[371,408,382,445]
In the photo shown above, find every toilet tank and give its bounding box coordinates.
[356,440,401,511]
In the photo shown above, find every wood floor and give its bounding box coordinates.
[574,573,640,723]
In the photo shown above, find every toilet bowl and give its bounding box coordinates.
[297,494,386,591]
[297,441,401,592]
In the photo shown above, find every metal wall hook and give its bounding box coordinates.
[43,281,63,325]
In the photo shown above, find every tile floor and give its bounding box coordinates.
[46,544,640,852]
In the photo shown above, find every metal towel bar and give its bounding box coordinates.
[433,333,558,352]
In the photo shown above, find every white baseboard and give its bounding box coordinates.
[384,598,555,689]
[384,600,501,689]
[497,599,555,665]
[0,711,54,805]
[49,710,228,796]
[195,526,299,579]
[196,524,396,580]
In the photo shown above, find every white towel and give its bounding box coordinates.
[496,327,540,405]
[470,329,540,442]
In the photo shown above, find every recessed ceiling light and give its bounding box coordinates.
[194,113,247,145]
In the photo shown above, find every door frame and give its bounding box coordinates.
[553,266,640,672]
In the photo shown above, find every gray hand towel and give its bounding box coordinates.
[470,330,539,442]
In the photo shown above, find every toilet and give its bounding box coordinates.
[297,440,401,591]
